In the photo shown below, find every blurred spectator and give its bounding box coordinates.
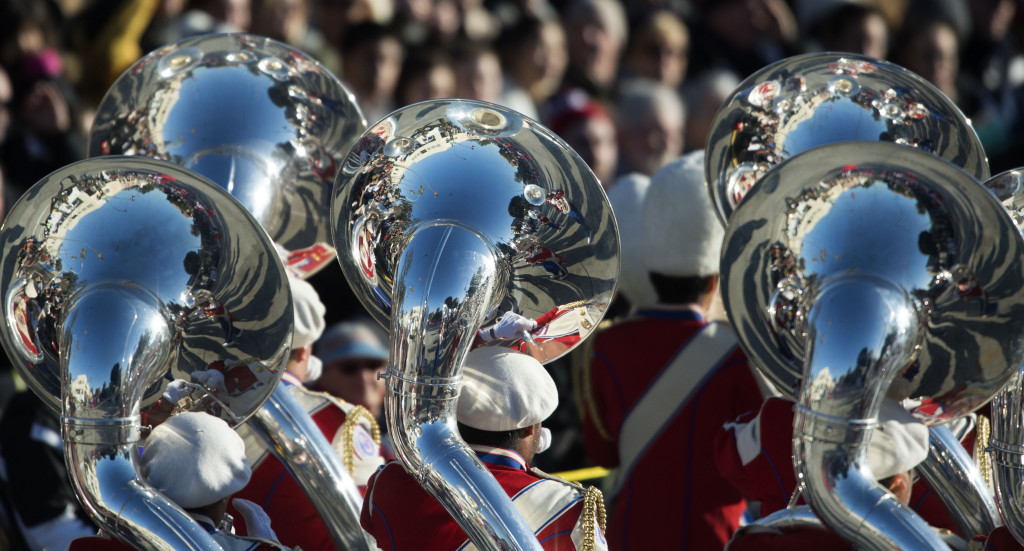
[70,0,159,108]
[962,0,1024,172]
[453,41,504,105]
[561,0,629,102]
[393,0,462,47]
[615,79,685,177]
[893,0,968,104]
[622,10,690,90]
[340,22,405,123]
[312,320,389,422]
[796,0,892,59]
[0,391,98,551]
[0,0,88,197]
[681,68,739,153]
[547,89,618,188]
[496,15,569,120]
[688,0,799,80]
[315,0,395,56]
[251,0,340,74]
[395,47,457,107]
[176,0,252,37]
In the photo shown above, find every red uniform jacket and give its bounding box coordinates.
[976,526,1024,549]
[230,373,383,551]
[578,306,764,550]
[715,397,975,537]
[361,445,606,550]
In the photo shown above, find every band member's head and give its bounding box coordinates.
[288,275,327,382]
[456,347,559,464]
[642,150,724,307]
[313,320,389,417]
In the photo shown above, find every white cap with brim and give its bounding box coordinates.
[642,150,724,277]
[290,276,327,350]
[315,321,389,366]
[457,347,558,432]
[609,172,657,308]
[868,399,930,480]
[141,412,251,509]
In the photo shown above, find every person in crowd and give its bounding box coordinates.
[561,0,628,102]
[312,319,389,423]
[614,80,685,177]
[546,89,618,188]
[576,150,766,550]
[70,412,295,550]
[621,10,690,90]
[395,47,457,108]
[795,0,892,59]
[340,22,405,123]
[718,397,967,550]
[230,276,384,551]
[681,68,739,153]
[250,0,339,74]
[452,42,504,105]
[496,14,569,121]
[688,0,799,80]
[361,346,608,550]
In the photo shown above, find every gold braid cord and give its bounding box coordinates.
[976,413,992,490]
[581,486,607,551]
[340,405,381,477]
[572,319,615,442]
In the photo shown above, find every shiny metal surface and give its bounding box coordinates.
[88,33,366,277]
[246,386,373,549]
[0,156,292,549]
[705,52,989,226]
[333,100,619,550]
[720,141,1024,550]
[984,168,1024,230]
[917,424,1000,538]
[991,361,1024,545]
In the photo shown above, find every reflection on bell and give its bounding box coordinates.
[88,33,367,278]
[705,52,989,226]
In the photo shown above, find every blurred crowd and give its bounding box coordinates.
[0,0,1023,548]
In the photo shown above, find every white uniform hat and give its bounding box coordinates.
[641,150,724,277]
[608,172,657,308]
[869,399,930,480]
[289,276,326,350]
[457,347,559,432]
[141,412,251,509]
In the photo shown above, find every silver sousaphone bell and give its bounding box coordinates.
[333,100,619,550]
[705,52,990,227]
[88,32,366,278]
[719,141,1024,549]
[0,156,292,550]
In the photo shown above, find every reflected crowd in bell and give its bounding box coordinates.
[3,0,1024,550]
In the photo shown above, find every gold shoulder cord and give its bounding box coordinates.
[976,413,992,490]
[572,319,615,443]
[581,485,607,551]
[966,538,985,551]
[340,405,382,476]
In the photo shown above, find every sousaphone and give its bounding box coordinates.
[719,141,1024,549]
[0,156,292,550]
[333,100,619,549]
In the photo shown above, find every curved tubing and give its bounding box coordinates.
[387,223,543,551]
[794,276,947,550]
[61,284,222,550]
[246,385,374,549]
[917,424,1000,538]
[991,365,1024,544]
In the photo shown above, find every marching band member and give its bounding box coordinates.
[718,397,966,550]
[230,275,384,550]
[70,412,295,550]
[361,346,608,550]
[575,150,766,550]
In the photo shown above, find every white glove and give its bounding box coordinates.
[232,498,280,542]
[162,380,190,403]
[492,312,538,340]
[192,369,229,397]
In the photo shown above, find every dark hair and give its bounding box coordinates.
[457,422,522,450]
[648,272,713,304]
